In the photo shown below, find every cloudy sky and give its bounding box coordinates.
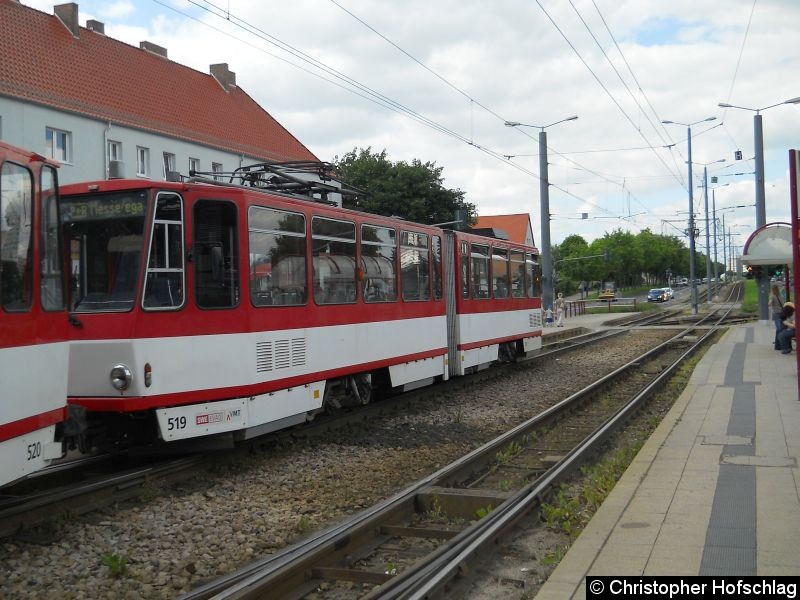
[23,0,800,251]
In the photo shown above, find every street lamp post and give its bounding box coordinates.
[505,115,578,312]
[691,158,726,302]
[718,96,800,321]
[722,212,727,283]
[662,116,717,315]
[711,186,730,298]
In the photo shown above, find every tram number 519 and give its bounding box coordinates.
[167,416,187,431]
[26,442,42,461]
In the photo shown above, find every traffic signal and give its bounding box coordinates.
[735,150,743,160]
[603,248,609,262]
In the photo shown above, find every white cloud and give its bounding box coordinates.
[99,1,134,20]
[21,0,800,249]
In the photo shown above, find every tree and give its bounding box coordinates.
[333,148,476,225]
[553,234,590,295]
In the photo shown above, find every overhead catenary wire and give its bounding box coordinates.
[155,0,626,218]
[588,0,688,182]
[535,0,687,190]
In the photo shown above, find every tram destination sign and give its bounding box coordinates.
[62,192,147,222]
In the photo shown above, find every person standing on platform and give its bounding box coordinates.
[555,292,566,327]
[770,284,784,332]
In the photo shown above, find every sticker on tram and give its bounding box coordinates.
[196,412,224,425]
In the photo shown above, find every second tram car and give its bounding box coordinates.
[0,140,68,485]
[59,165,542,451]
[444,230,542,376]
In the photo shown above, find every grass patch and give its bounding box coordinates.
[538,342,711,557]
[586,305,639,314]
[101,553,129,579]
[740,279,758,314]
[540,445,641,538]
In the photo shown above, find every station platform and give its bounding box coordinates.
[537,320,800,598]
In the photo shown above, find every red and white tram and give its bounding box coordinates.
[444,230,542,376]
[0,140,68,485]
[59,164,542,450]
[60,167,449,449]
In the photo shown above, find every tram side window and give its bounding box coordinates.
[1,162,33,312]
[40,165,64,311]
[432,235,443,300]
[312,217,356,304]
[492,247,510,298]
[194,200,239,309]
[470,244,489,299]
[460,241,469,299]
[401,231,429,301]
[249,206,307,307]
[509,250,525,298]
[526,253,541,298]
[361,224,396,303]
[143,193,184,310]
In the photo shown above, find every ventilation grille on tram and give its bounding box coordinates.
[256,338,307,372]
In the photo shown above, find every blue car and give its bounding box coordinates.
[647,288,668,302]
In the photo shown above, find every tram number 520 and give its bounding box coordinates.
[26,442,42,461]
[167,416,187,431]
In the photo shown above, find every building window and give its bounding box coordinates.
[189,158,199,174]
[108,140,122,162]
[45,127,71,162]
[212,162,223,181]
[163,152,175,179]
[136,146,149,177]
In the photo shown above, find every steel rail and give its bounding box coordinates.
[0,456,200,538]
[378,292,733,600]
[378,292,740,599]
[0,324,611,539]
[183,316,728,599]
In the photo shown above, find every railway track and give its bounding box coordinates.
[0,323,623,539]
[0,282,746,542]
[0,286,743,542]
[178,300,738,599]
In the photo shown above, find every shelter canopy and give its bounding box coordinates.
[741,222,793,265]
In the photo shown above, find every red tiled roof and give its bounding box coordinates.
[473,214,534,245]
[0,0,317,162]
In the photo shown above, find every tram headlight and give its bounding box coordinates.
[110,364,133,391]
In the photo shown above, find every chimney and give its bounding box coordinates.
[87,19,104,34]
[54,3,80,38]
[210,63,236,93]
[140,41,168,58]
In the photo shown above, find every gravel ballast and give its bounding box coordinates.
[0,329,677,599]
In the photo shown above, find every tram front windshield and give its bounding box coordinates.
[61,190,148,312]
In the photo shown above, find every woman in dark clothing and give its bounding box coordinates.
[776,301,795,352]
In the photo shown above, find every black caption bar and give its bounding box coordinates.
[587,577,798,599]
